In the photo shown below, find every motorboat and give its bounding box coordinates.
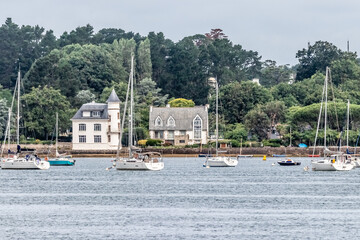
[277,159,301,166]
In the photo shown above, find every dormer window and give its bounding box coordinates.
[92,111,100,117]
[167,116,175,127]
[155,116,163,126]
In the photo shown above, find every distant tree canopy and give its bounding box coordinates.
[2,19,360,142]
[168,98,195,107]
[295,41,357,81]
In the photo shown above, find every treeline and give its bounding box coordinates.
[1,17,360,147]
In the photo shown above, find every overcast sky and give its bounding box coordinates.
[2,0,360,65]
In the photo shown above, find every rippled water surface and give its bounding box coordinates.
[1,157,360,239]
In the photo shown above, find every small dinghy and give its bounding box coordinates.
[277,159,301,166]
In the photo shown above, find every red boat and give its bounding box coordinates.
[308,155,320,157]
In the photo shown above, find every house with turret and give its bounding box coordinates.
[71,89,121,150]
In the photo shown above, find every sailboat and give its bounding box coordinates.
[237,138,253,159]
[311,67,353,171]
[47,112,75,166]
[114,55,164,171]
[1,68,50,170]
[204,78,238,167]
[344,100,360,168]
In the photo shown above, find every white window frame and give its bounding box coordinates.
[94,124,101,131]
[155,116,163,127]
[167,116,175,127]
[79,135,86,143]
[92,111,100,117]
[79,124,86,131]
[94,135,101,143]
[168,130,174,139]
[193,115,202,139]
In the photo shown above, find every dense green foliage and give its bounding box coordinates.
[1,19,360,146]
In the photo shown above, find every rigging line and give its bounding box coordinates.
[312,72,326,156]
[328,68,340,132]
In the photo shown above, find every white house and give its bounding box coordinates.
[71,89,121,150]
[149,105,209,146]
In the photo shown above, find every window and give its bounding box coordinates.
[117,112,120,119]
[79,124,86,131]
[168,131,174,139]
[94,135,101,143]
[155,116,163,126]
[92,111,100,117]
[155,131,164,139]
[180,130,186,136]
[193,115,202,139]
[79,135,86,143]
[108,135,111,142]
[94,124,101,131]
[167,116,175,127]
[179,140,185,143]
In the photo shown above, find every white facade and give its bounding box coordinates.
[71,90,121,150]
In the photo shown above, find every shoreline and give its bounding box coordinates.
[3,143,355,158]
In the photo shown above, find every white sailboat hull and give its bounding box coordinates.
[312,159,354,171]
[115,159,164,171]
[1,158,50,170]
[204,157,238,167]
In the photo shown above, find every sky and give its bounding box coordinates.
[2,0,360,65]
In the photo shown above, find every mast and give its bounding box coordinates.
[56,112,58,156]
[16,68,20,145]
[324,67,328,152]
[129,55,134,157]
[215,78,218,157]
[347,99,350,148]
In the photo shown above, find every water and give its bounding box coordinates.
[1,157,360,239]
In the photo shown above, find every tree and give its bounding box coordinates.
[295,41,356,81]
[0,98,8,138]
[244,107,271,141]
[136,38,152,80]
[165,37,209,104]
[224,123,248,142]
[260,60,292,87]
[330,57,360,86]
[74,90,96,108]
[22,86,72,139]
[262,101,287,128]
[219,81,272,124]
[58,24,94,47]
[137,78,168,107]
[168,98,195,107]
[147,32,173,87]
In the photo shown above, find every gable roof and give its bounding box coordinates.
[71,102,108,120]
[149,106,208,131]
[106,89,120,103]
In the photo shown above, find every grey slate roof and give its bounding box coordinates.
[149,106,208,131]
[71,102,108,120]
[106,89,120,103]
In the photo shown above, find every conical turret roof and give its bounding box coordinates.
[106,89,120,103]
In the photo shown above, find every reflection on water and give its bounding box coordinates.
[1,157,360,239]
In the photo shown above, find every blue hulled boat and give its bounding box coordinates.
[47,156,75,166]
